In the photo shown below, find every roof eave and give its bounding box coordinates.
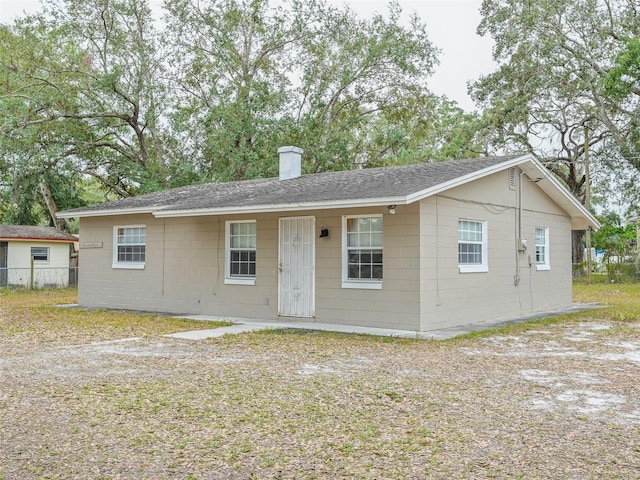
[54,155,600,231]
[153,196,408,218]
[406,154,599,230]
[405,155,534,203]
[518,158,601,230]
[0,237,76,243]
[56,207,155,219]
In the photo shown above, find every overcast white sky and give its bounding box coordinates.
[0,0,496,111]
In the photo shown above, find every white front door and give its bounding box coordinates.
[279,216,315,317]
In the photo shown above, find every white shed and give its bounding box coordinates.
[0,225,78,288]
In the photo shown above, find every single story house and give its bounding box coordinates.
[57,148,599,332]
[0,225,78,288]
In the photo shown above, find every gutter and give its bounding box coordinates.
[56,207,155,219]
[0,237,76,243]
[153,197,408,218]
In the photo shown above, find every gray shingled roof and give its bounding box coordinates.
[59,156,522,217]
[0,225,77,242]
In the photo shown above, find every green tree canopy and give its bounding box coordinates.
[472,0,640,205]
[1,0,484,228]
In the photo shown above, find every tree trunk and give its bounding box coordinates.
[572,230,585,264]
[39,181,70,232]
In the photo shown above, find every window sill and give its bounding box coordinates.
[459,265,488,274]
[112,263,145,270]
[225,277,256,286]
[536,265,551,271]
[342,280,383,290]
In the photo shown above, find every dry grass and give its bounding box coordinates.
[2,286,640,479]
[574,283,640,323]
[0,288,228,354]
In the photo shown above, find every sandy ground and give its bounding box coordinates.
[2,318,640,479]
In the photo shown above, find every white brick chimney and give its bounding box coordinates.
[278,146,303,180]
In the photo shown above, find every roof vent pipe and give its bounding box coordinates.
[278,146,303,180]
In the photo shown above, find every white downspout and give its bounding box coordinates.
[514,171,527,286]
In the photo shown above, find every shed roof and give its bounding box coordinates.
[0,225,77,242]
[57,155,599,230]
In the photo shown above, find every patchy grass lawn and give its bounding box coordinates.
[2,286,640,479]
[0,288,228,352]
[574,283,640,323]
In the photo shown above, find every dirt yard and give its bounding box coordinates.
[1,286,640,479]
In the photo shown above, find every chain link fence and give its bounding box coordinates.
[573,261,640,283]
[0,266,78,289]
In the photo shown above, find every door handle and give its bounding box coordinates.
[278,262,283,273]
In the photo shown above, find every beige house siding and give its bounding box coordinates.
[78,205,422,330]
[5,240,72,288]
[77,167,576,332]
[314,204,421,330]
[419,168,573,330]
[79,214,158,311]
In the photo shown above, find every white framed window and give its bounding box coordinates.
[113,225,145,269]
[458,219,488,273]
[342,215,383,289]
[535,227,550,271]
[31,247,49,262]
[225,220,256,285]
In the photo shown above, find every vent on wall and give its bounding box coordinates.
[508,167,517,190]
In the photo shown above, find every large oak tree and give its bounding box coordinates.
[1,0,484,227]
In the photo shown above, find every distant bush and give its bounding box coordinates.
[573,262,640,284]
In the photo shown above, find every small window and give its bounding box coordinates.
[31,247,49,262]
[342,215,383,289]
[225,220,256,285]
[535,227,550,270]
[113,225,145,269]
[458,219,488,273]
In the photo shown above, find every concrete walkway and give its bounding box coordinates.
[164,303,602,341]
